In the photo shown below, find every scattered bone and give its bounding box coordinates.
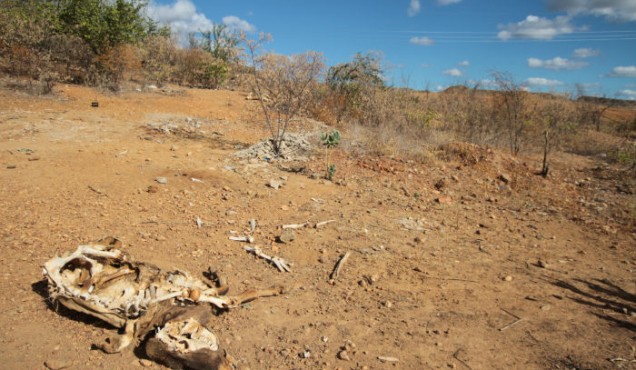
[330,251,351,281]
[191,178,204,183]
[195,217,203,228]
[155,177,168,185]
[244,246,291,272]
[229,235,255,243]
[249,219,257,232]
[282,222,308,230]
[378,356,400,363]
[315,220,336,229]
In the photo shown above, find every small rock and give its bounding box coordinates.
[300,351,311,359]
[537,259,548,268]
[27,156,40,161]
[278,229,296,243]
[6,164,17,169]
[498,173,511,184]
[268,179,282,189]
[44,359,71,370]
[540,304,551,311]
[139,359,153,367]
[337,350,350,361]
[503,275,513,282]
[436,196,452,204]
[155,177,168,185]
[170,145,179,151]
[384,301,393,308]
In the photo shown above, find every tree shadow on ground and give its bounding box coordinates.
[553,278,636,332]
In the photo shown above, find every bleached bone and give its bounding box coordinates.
[282,222,308,230]
[44,238,285,370]
[229,235,254,243]
[244,246,291,272]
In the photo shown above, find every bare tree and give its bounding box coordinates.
[247,35,325,156]
[493,72,528,156]
[539,94,576,177]
[575,84,614,132]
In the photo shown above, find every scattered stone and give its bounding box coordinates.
[268,179,282,189]
[498,173,511,184]
[91,101,99,108]
[278,229,296,243]
[6,164,17,169]
[503,275,513,282]
[337,350,350,361]
[155,177,168,185]
[540,304,551,311]
[300,351,311,359]
[44,359,71,370]
[28,156,40,161]
[434,178,447,190]
[537,259,548,268]
[436,196,452,204]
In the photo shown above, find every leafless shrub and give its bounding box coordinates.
[247,37,325,156]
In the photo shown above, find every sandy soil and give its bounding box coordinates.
[0,84,634,370]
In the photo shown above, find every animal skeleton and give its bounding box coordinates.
[43,237,284,370]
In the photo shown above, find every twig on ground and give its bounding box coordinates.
[499,308,524,331]
[453,348,473,370]
[88,185,106,196]
[330,251,351,280]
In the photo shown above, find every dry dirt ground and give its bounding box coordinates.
[0,84,635,370]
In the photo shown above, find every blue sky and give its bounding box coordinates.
[147,0,636,99]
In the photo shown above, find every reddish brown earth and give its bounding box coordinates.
[0,84,635,370]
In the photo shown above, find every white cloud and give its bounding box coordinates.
[498,15,576,40]
[525,77,564,87]
[147,0,213,36]
[616,89,636,100]
[222,16,256,33]
[457,60,470,67]
[438,0,462,5]
[407,0,421,17]
[573,48,600,58]
[548,0,636,22]
[443,68,463,77]
[410,36,434,46]
[608,65,636,77]
[527,57,588,70]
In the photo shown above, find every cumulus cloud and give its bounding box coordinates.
[147,0,213,35]
[438,0,462,5]
[547,0,636,22]
[573,48,600,58]
[528,57,588,70]
[407,0,421,17]
[457,60,470,67]
[498,15,576,40]
[607,65,636,77]
[410,36,434,46]
[526,77,564,87]
[222,15,256,32]
[443,68,463,77]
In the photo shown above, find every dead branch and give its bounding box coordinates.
[453,348,473,370]
[329,251,351,280]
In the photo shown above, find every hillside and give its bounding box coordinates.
[0,84,635,370]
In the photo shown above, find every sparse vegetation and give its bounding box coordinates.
[321,129,341,180]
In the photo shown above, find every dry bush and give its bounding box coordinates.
[247,48,325,155]
[141,35,178,86]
